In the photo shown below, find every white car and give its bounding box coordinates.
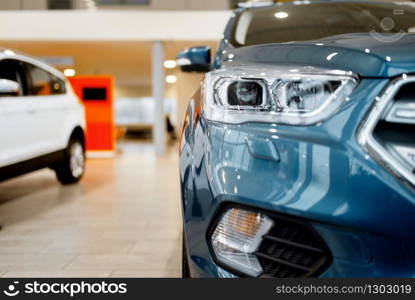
[0,48,86,184]
[115,97,177,131]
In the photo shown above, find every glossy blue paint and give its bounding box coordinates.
[245,135,281,163]
[222,34,415,78]
[180,0,415,278]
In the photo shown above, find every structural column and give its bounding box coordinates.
[152,41,167,156]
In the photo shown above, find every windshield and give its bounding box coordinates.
[231,2,415,47]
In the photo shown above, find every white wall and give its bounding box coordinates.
[0,0,47,10]
[98,0,230,10]
[23,0,48,9]
[0,0,20,10]
[0,0,90,10]
[0,10,231,41]
[0,0,231,10]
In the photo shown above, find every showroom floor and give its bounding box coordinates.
[0,140,182,278]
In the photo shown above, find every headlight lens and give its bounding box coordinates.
[228,81,264,106]
[203,67,357,125]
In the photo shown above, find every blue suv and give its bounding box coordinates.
[178,0,415,278]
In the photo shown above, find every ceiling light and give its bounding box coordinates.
[64,69,76,77]
[166,75,177,84]
[164,60,177,69]
[274,12,288,19]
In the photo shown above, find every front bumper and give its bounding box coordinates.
[180,78,415,278]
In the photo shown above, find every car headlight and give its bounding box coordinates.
[203,66,358,125]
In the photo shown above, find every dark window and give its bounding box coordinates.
[231,2,415,47]
[95,0,150,5]
[0,59,26,97]
[82,88,107,101]
[229,0,242,9]
[48,0,73,10]
[24,63,66,96]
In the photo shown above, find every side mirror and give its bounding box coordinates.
[0,79,20,96]
[177,46,211,73]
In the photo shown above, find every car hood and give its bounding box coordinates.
[224,33,415,78]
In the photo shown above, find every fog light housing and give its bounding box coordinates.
[211,208,274,277]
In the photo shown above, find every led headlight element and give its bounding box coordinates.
[203,66,357,125]
[272,80,342,113]
[389,144,415,169]
[211,208,274,277]
[228,81,264,106]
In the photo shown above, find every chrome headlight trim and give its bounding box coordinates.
[202,65,358,126]
[358,75,415,187]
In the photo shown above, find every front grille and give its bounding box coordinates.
[358,76,415,188]
[255,215,331,278]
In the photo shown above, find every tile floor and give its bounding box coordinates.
[0,140,182,278]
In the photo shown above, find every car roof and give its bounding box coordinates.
[0,48,66,80]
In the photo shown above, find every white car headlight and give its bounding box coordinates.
[203,66,358,125]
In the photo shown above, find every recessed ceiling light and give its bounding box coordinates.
[164,60,177,69]
[64,69,76,77]
[166,75,177,84]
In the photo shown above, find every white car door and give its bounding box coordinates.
[0,59,35,167]
[21,62,70,155]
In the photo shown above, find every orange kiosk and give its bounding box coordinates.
[69,76,115,156]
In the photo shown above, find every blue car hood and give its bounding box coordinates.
[225,33,415,78]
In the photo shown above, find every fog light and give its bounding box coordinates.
[211,208,274,277]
